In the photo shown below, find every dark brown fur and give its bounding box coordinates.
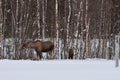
[21,40,54,59]
[68,48,74,59]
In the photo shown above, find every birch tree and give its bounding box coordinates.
[1,0,7,58]
[74,0,82,59]
[115,35,119,67]
[37,0,41,39]
[64,0,71,59]
[55,0,59,59]
[42,0,46,40]
[85,0,90,58]
[0,0,2,58]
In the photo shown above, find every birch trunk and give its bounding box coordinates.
[42,0,46,40]
[74,0,82,59]
[55,0,59,59]
[85,0,90,58]
[37,0,41,39]
[65,0,71,59]
[115,35,119,67]
[0,0,2,58]
[79,0,85,59]
[97,0,104,58]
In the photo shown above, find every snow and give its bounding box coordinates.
[0,59,120,80]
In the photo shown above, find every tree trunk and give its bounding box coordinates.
[37,0,41,39]
[55,0,59,59]
[85,0,90,58]
[115,35,119,67]
[65,0,71,59]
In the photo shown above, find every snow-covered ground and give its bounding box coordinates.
[0,59,120,80]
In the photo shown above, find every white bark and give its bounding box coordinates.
[0,0,2,36]
[55,0,59,59]
[0,0,2,57]
[74,1,82,59]
[64,0,71,59]
[80,0,85,59]
[42,0,46,40]
[85,0,90,58]
[115,35,119,67]
[66,0,71,48]
[37,0,41,38]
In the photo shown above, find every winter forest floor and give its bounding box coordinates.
[0,59,120,80]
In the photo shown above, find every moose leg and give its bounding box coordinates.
[37,51,42,60]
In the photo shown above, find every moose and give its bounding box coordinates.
[21,40,54,60]
[68,48,74,59]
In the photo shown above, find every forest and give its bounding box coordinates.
[0,0,120,60]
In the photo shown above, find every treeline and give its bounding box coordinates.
[0,0,120,60]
